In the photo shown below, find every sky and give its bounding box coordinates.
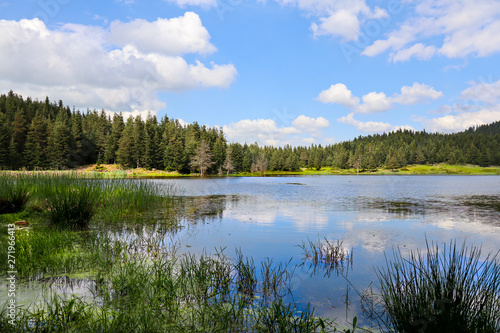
[1,0,500,146]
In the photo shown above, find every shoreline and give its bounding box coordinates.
[2,163,499,178]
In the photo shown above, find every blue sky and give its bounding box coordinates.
[1,0,500,145]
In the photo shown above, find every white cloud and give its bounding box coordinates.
[417,108,500,133]
[0,15,236,113]
[419,79,500,132]
[362,0,500,60]
[337,113,393,133]
[460,79,500,105]
[292,115,329,130]
[222,115,330,146]
[164,0,217,8]
[108,13,217,55]
[276,0,387,41]
[317,82,442,113]
[358,91,392,113]
[316,83,360,108]
[391,83,443,105]
[311,9,360,41]
[391,43,437,62]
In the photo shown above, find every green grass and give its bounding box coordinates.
[299,237,353,276]
[0,240,340,332]
[375,240,500,332]
[0,174,31,214]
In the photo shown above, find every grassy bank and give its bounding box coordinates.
[3,163,499,179]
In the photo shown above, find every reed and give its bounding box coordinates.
[299,237,353,276]
[376,240,500,332]
[0,173,31,214]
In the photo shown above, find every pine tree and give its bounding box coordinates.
[104,113,124,164]
[23,111,49,169]
[47,110,71,169]
[144,115,160,169]
[0,114,11,168]
[116,117,135,167]
[163,121,185,172]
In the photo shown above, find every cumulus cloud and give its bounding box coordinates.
[275,0,387,41]
[292,115,329,130]
[222,115,331,146]
[358,91,392,113]
[316,83,360,108]
[337,113,392,133]
[0,13,236,113]
[337,113,415,134]
[362,0,500,61]
[417,108,500,133]
[108,13,217,55]
[317,82,442,113]
[391,83,443,105]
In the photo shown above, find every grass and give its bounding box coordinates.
[0,240,339,332]
[0,174,31,214]
[299,238,354,276]
[375,239,500,332]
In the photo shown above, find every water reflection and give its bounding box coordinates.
[164,176,499,327]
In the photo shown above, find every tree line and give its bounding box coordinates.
[0,91,499,173]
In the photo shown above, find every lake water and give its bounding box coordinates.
[8,175,500,328]
[155,175,500,326]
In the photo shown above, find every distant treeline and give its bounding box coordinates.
[0,91,499,173]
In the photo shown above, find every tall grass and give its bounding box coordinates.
[0,173,31,214]
[376,240,500,332]
[0,242,340,332]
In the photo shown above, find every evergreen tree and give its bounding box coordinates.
[116,117,135,167]
[23,111,49,169]
[0,114,11,168]
[47,109,71,169]
[104,113,124,164]
[163,120,185,172]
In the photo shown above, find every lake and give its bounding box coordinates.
[10,175,500,328]
[150,175,500,326]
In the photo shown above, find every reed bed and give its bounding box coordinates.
[0,243,334,332]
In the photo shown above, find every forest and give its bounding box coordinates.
[0,91,499,173]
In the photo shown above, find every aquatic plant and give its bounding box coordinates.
[376,240,500,332]
[0,174,31,214]
[43,180,102,229]
[299,237,353,276]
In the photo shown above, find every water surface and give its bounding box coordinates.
[157,175,500,325]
